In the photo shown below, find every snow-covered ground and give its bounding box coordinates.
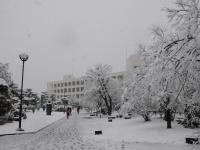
[0,109,67,135]
[0,109,198,150]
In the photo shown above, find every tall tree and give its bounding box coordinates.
[0,63,12,85]
[41,91,49,104]
[49,94,56,103]
[0,78,12,116]
[84,64,120,115]
[121,0,200,127]
[23,89,39,106]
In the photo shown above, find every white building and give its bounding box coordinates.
[47,53,141,103]
[126,53,141,70]
[47,74,85,103]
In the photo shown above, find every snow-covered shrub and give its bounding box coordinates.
[0,83,12,116]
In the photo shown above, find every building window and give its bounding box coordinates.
[81,87,84,91]
[65,82,67,86]
[76,87,79,92]
[61,83,63,87]
[64,88,67,93]
[81,94,84,97]
[68,88,71,92]
[57,89,60,93]
[76,94,79,98]
[54,84,56,88]
[57,95,59,99]
[77,81,79,85]
[72,88,75,92]
[68,82,71,86]
[54,90,56,93]
[81,80,84,85]
[58,83,60,87]
[61,89,63,93]
[72,81,75,86]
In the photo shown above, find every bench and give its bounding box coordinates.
[116,115,123,118]
[186,136,199,144]
[108,119,112,122]
[13,117,19,121]
[176,117,184,124]
[108,116,115,119]
[90,113,95,116]
[124,116,131,119]
[95,131,102,135]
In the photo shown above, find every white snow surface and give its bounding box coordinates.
[0,109,198,150]
[0,110,66,135]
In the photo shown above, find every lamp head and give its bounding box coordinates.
[19,53,29,61]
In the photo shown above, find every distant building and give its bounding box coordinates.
[47,54,141,103]
[126,53,141,70]
[47,74,85,103]
[109,71,126,81]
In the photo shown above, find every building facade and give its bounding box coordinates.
[47,54,141,103]
[47,74,85,103]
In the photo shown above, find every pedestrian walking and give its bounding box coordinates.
[66,108,71,119]
[43,105,46,112]
[66,105,72,116]
[37,105,40,111]
[77,105,80,114]
[32,105,35,113]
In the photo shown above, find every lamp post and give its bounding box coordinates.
[16,53,28,131]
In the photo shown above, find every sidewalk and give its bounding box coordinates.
[0,110,67,136]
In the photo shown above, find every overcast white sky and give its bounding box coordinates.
[0,0,174,95]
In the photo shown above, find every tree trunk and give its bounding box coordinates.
[144,115,151,121]
[167,109,171,128]
[101,94,112,116]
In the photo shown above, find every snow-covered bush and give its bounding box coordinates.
[0,80,12,116]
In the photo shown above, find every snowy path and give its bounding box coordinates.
[0,112,85,150]
[0,110,189,150]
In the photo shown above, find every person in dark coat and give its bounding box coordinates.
[43,105,45,112]
[77,105,80,114]
[66,108,71,119]
[32,105,35,113]
[66,105,72,116]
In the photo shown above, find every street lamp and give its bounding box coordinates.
[16,53,28,131]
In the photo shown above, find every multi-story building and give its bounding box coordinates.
[47,74,85,103]
[47,53,141,103]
